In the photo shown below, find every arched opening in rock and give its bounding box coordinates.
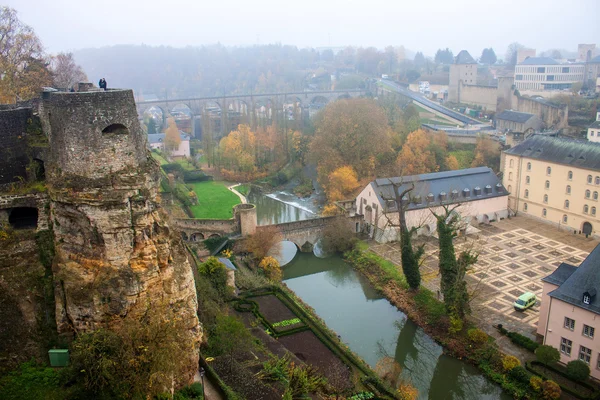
[102,123,129,135]
[8,207,38,230]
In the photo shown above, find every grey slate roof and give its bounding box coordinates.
[520,57,559,65]
[455,50,476,64]
[370,167,507,212]
[589,121,600,129]
[547,244,600,315]
[218,257,237,270]
[589,55,600,63]
[147,132,189,144]
[504,135,600,171]
[496,110,534,124]
[541,263,577,286]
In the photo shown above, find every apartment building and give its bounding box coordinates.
[537,244,600,380]
[514,57,585,91]
[502,135,600,237]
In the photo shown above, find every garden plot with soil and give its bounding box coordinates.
[231,288,394,398]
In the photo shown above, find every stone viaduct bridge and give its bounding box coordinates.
[174,204,362,252]
[136,89,367,136]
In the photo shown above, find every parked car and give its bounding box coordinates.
[514,292,537,311]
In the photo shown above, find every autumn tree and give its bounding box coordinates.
[0,7,52,103]
[292,131,310,166]
[471,135,501,172]
[321,217,357,254]
[258,256,282,281]
[326,166,360,202]
[432,205,477,318]
[311,98,392,185]
[446,155,460,170]
[395,129,436,175]
[244,225,282,264]
[219,124,256,174]
[164,117,181,154]
[51,52,88,89]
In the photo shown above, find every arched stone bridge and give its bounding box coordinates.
[136,89,366,118]
[174,213,363,252]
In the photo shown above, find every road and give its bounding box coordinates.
[379,79,482,126]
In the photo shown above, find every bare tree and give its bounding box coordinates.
[51,52,88,89]
[505,42,525,65]
[0,7,52,103]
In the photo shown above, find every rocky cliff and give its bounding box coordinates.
[42,89,202,383]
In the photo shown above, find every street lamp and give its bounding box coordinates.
[199,367,206,399]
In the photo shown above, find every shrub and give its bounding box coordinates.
[162,163,186,175]
[448,314,463,335]
[174,382,204,399]
[508,365,530,383]
[529,376,543,392]
[535,345,560,366]
[566,360,590,382]
[204,236,227,253]
[258,256,283,281]
[541,380,561,400]
[467,328,488,346]
[183,170,212,182]
[502,355,520,372]
[506,331,539,352]
[198,256,231,297]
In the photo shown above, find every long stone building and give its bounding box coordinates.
[502,135,600,238]
[355,167,509,243]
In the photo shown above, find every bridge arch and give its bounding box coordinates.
[337,93,352,100]
[310,95,329,105]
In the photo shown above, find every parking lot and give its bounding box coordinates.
[368,215,599,339]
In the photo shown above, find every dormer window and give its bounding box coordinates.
[584,295,590,304]
[583,289,596,305]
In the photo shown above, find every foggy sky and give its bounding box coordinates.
[6,0,600,58]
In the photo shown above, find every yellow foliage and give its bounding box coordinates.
[164,117,181,152]
[446,155,459,170]
[259,256,282,281]
[502,355,520,372]
[397,383,419,400]
[530,375,543,392]
[326,166,360,202]
[322,204,340,216]
[396,129,436,175]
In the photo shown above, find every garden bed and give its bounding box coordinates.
[252,295,305,332]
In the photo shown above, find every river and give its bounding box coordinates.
[251,189,509,399]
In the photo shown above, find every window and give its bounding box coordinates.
[594,191,598,201]
[579,346,592,364]
[562,67,569,73]
[543,194,548,203]
[516,74,523,80]
[547,75,555,81]
[546,166,551,175]
[524,203,528,211]
[542,208,547,217]
[564,200,570,209]
[525,189,529,198]
[561,337,572,356]
[509,172,513,181]
[583,325,595,339]
[508,185,512,193]
[565,317,575,330]
[584,205,589,214]
[593,207,597,216]
[596,177,600,185]
[588,175,593,184]
[563,214,568,223]
[568,171,573,180]
[537,67,546,73]
[526,176,530,184]
[586,190,591,199]
[509,159,514,167]
[567,185,571,194]
[545,180,550,189]
[527,162,531,171]
[597,355,600,370]
[584,294,591,304]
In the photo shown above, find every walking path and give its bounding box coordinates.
[228,183,247,204]
[194,369,224,400]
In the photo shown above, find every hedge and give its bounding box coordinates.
[183,170,213,183]
[503,330,540,352]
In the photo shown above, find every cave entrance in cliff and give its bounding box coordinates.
[102,123,129,135]
[8,207,38,230]
[32,158,45,181]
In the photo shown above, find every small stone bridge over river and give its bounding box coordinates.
[174,205,362,251]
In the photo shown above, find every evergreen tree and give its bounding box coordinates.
[434,48,454,64]
[413,52,426,67]
[147,118,157,134]
[388,182,423,289]
[432,205,477,318]
[480,48,497,65]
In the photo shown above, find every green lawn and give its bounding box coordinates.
[175,158,196,171]
[188,181,241,219]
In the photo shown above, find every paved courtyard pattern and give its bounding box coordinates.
[368,215,599,339]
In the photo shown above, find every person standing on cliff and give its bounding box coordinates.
[99,78,107,90]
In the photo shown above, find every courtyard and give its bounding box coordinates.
[368,215,599,341]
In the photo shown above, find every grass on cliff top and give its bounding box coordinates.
[188,181,241,219]
[151,151,169,165]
